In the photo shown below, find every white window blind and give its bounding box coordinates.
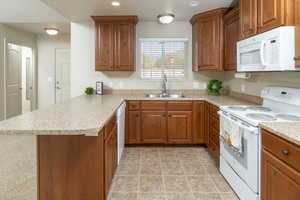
[141,39,187,80]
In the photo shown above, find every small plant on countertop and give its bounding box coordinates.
[207,80,223,95]
[85,87,94,95]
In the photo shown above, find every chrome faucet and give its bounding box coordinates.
[161,73,168,96]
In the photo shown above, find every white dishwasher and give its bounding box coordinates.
[117,102,126,164]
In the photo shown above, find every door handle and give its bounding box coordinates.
[260,40,267,67]
[281,150,289,156]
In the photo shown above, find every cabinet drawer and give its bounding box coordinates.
[141,101,167,110]
[105,115,117,140]
[128,101,140,110]
[262,129,300,171]
[167,101,193,111]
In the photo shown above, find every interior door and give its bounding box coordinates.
[55,49,70,104]
[6,43,22,118]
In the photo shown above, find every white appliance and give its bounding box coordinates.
[237,26,296,72]
[219,87,300,200]
[117,102,126,164]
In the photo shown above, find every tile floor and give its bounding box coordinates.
[108,147,239,200]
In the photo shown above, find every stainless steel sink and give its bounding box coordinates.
[145,93,186,98]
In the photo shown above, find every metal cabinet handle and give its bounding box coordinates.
[281,150,289,156]
[294,56,300,61]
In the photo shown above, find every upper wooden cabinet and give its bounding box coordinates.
[240,0,300,39]
[91,16,138,71]
[223,7,239,71]
[190,8,228,71]
[240,0,257,39]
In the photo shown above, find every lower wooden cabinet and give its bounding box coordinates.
[207,103,220,160]
[126,100,207,145]
[141,111,167,143]
[127,111,141,144]
[262,129,300,200]
[104,123,118,198]
[167,111,192,143]
[262,149,300,200]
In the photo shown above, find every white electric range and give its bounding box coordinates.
[219,87,300,200]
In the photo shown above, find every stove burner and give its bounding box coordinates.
[276,114,300,121]
[246,113,276,121]
[227,106,247,111]
[246,107,272,112]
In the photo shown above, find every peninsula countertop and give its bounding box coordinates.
[0,94,256,136]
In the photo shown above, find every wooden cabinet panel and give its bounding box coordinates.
[141,111,167,143]
[208,102,220,160]
[262,149,300,200]
[190,8,227,71]
[223,8,239,71]
[167,101,193,111]
[262,130,300,172]
[128,101,140,111]
[127,111,141,144]
[192,101,205,144]
[240,0,258,39]
[141,101,167,111]
[167,111,192,143]
[257,0,284,33]
[38,133,104,200]
[95,23,114,71]
[92,16,138,72]
[114,23,135,71]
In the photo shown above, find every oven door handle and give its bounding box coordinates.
[260,40,267,67]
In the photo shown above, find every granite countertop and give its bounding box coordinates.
[0,94,256,136]
[260,122,300,146]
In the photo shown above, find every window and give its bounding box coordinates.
[140,39,188,80]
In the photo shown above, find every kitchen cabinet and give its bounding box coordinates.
[167,111,192,144]
[193,101,205,144]
[223,7,239,71]
[262,129,300,200]
[207,103,220,160]
[240,0,257,39]
[190,8,227,71]
[91,16,138,71]
[125,100,205,145]
[141,111,167,143]
[127,111,141,144]
[104,116,118,198]
[240,0,300,39]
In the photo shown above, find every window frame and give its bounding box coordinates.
[139,38,189,81]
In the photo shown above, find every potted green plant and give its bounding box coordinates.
[207,80,223,95]
[85,87,94,95]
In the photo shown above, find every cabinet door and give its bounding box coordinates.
[167,111,192,144]
[224,8,239,71]
[258,0,284,33]
[127,111,141,144]
[114,23,135,71]
[198,15,222,71]
[262,149,300,200]
[192,22,199,72]
[111,127,118,175]
[104,136,113,198]
[240,0,257,39]
[141,111,166,143]
[95,23,114,71]
[192,101,205,144]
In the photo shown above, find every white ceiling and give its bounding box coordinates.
[41,0,234,22]
[5,23,71,35]
[0,0,67,23]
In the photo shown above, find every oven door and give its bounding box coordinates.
[219,112,260,193]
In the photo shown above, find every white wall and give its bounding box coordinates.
[70,21,224,97]
[224,72,300,97]
[37,34,70,108]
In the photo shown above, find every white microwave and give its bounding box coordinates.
[237,26,296,72]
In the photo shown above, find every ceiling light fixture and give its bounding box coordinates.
[112,1,120,6]
[44,28,59,35]
[158,14,175,24]
[190,1,200,7]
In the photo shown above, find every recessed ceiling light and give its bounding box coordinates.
[44,28,59,35]
[190,1,200,7]
[158,14,175,24]
[112,1,120,6]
